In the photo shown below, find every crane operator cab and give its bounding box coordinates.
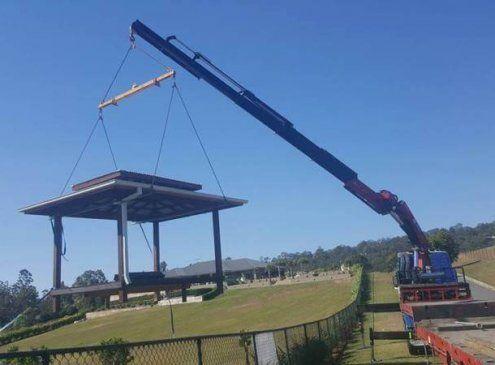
[394,250,458,286]
[394,250,471,303]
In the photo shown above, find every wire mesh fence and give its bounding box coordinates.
[0,274,363,364]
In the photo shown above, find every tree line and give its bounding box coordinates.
[268,221,495,273]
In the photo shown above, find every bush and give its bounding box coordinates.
[167,287,212,298]
[108,295,156,310]
[0,313,85,346]
[278,338,331,365]
[98,338,133,365]
[202,288,221,301]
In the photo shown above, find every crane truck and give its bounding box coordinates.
[130,21,495,364]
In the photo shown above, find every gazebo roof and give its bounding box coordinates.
[20,170,247,222]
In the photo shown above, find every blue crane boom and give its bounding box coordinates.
[130,20,429,254]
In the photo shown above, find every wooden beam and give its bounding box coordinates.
[98,70,175,109]
[212,210,223,294]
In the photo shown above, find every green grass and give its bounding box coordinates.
[456,247,495,287]
[2,278,352,351]
[342,272,440,364]
[464,260,495,287]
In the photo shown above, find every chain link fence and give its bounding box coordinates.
[0,273,363,364]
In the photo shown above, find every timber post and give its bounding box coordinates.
[212,210,223,294]
[52,216,62,313]
[153,221,161,300]
[117,215,127,302]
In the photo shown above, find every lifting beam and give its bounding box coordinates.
[98,69,175,109]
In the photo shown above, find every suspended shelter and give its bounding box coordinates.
[20,43,247,313]
[20,171,246,312]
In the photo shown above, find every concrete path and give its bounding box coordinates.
[467,278,495,300]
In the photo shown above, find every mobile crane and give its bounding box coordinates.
[129,20,446,284]
[129,21,495,364]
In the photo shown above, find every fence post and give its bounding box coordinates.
[303,323,308,345]
[345,308,351,338]
[345,307,351,338]
[196,338,203,365]
[284,328,291,364]
[252,333,259,365]
[335,315,340,343]
[369,327,375,362]
[41,352,49,365]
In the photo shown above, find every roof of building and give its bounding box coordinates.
[20,170,247,222]
[72,170,202,192]
[165,258,267,278]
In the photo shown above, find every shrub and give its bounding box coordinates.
[238,330,253,365]
[278,338,331,365]
[109,297,155,310]
[166,287,211,298]
[98,338,133,365]
[202,288,221,301]
[0,313,85,346]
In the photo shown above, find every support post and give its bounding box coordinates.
[153,221,161,300]
[117,215,127,302]
[52,216,62,313]
[181,283,187,303]
[212,210,223,294]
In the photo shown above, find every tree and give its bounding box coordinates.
[73,269,107,287]
[429,229,460,262]
[73,269,107,311]
[11,270,38,317]
[0,280,13,326]
[0,270,39,327]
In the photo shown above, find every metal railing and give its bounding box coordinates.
[0,273,363,364]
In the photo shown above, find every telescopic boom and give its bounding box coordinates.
[130,20,429,252]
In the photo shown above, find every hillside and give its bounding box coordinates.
[2,277,352,351]
[456,245,495,287]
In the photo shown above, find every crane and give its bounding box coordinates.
[130,20,430,268]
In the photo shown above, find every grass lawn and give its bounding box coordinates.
[464,260,495,287]
[456,246,495,287]
[2,278,352,351]
[342,272,440,364]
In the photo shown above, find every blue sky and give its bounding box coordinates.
[1,1,494,291]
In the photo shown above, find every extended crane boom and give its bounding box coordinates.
[130,20,429,252]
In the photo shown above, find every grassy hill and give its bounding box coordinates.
[2,277,352,351]
[456,245,495,286]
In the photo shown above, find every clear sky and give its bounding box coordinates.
[1,1,494,291]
